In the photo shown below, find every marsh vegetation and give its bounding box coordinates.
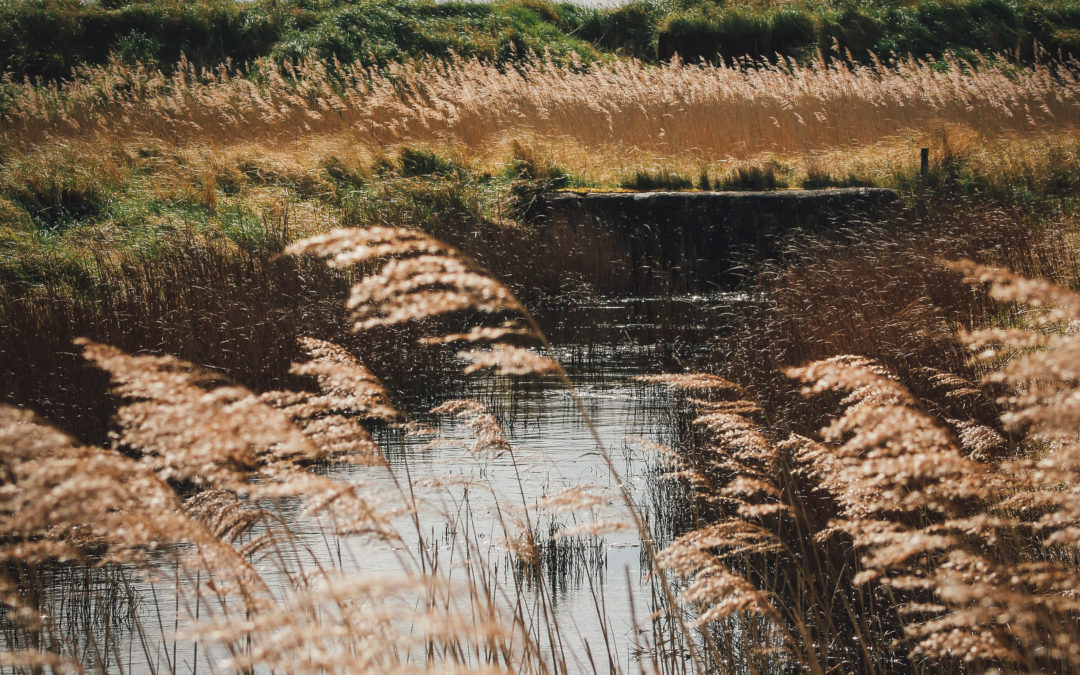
[4,1,1080,672]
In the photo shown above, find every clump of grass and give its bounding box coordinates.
[557,0,663,61]
[511,520,609,594]
[398,145,460,178]
[717,161,789,190]
[660,4,817,64]
[620,169,695,191]
[338,171,486,238]
[504,139,572,187]
[0,150,122,232]
[503,140,572,219]
[320,155,368,191]
[801,164,874,189]
[697,169,712,191]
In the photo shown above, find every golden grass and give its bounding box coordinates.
[5,52,1080,170]
[651,270,1080,670]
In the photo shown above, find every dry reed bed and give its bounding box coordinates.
[702,203,1080,436]
[632,204,1080,671]
[4,54,1079,160]
[649,262,1080,671]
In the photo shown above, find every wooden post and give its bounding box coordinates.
[920,147,930,179]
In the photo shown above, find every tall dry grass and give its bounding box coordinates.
[4,52,1080,163]
[650,262,1080,671]
[630,194,1080,671]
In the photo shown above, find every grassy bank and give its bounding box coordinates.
[5,0,1080,84]
[5,51,1080,300]
[0,0,601,82]
[660,0,1080,63]
[6,127,1080,295]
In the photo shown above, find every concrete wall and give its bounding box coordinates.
[536,188,899,287]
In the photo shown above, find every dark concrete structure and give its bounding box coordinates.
[536,188,899,286]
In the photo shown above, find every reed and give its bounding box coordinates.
[0,224,704,673]
[630,181,1080,670]
[5,27,1080,675]
[649,262,1080,670]
[4,51,1080,165]
[2,203,1080,672]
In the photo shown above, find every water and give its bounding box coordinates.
[21,293,738,673]
[360,354,679,672]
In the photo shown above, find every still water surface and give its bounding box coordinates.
[41,293,736,673]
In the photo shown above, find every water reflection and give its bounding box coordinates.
[16,292,734,673]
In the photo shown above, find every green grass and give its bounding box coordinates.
[720,162,790,190]
[801,166,874,190]
[620,169,695,191]
[551,0,664,61]
[269,0,600,70]
[4,0,1080,84]
[659,0,1080,64]
[893,139,1080,214]
[8,136,1080,295]
[0,0,281,81]
[0,0,605,81]
[0,150,287,290]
